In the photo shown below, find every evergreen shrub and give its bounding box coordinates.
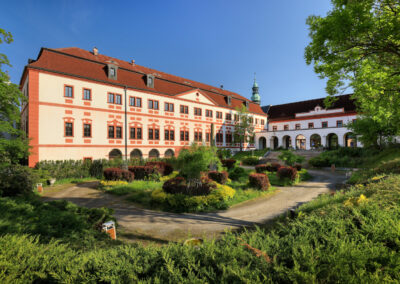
[128,166,155,180]
[208,171,228,184]
[0,165,39,197]
[103,168,134,182]
[228,167,247,181]
[221,159,237,169]
[145,161,174,176]
[277,167,298,181]
[255,164,270,173]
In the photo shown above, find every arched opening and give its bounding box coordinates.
[130,149,142,159]
[109,149,122,160]
[327,133,339,150]
[258,137,267,149]
[310,134,322,149]
[148,149,160,159]
[270,136,279,149]
[282,135,292,149]
[296,135,306,150]
[344,132,357,147]
[164,149,175,158]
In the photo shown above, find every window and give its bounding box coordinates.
[110,67,116,77]
[108,126,114,138]
[352,119,357,123]
[64,86,73,98]
[206,110,213,117]
[108,125,122,139]
[322,121,328,128]
[249,117,254,124]
[116,126,122,138]
[83,124,91,137]
[308,123,314,129]
[180,105,188,114]
[148,100,159,110]
[255,118,258,124]
[137,128,142,139]
[129,97,142,107]
[83,89,91,100]
[165,103,174,112]
[226,133,232,143]
[337,120,343,127]
[216,111,223,119]
[234,114,239,122]
[130,127,136,139]
[206,133,210,142]
[180,130,189,141]
[115,94,122,105]
[194,130,202,141]
[216,133,223,143]
[148,128,159,140]
[272,126,277,131]
[108,93,114,103]
[165,130,175,141]
[65,122,73,136]
[284,125,289,130]
[226,113,232,121]
[261,119,265,125]
[194,107,202,116]
[295,124,301,130]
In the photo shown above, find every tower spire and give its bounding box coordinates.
[251,73,261,104]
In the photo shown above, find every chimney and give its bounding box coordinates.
[93,47,98,56]
[131,59,135,66]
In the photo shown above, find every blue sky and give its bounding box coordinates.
[0,0,332,106]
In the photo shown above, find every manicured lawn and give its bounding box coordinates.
[233,149,269,160]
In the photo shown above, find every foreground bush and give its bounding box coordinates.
[103,168,134,182]
[277,166,298,181]
[0,165,38,197]
[1,174,400,282]
[228,167,247,181]
[207,171,228,184]
[255,164,269,173]
[249,173,270,190]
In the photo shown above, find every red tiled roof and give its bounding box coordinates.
[264,94,357,121]
[27,47,265,115]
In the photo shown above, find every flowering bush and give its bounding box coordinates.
[221,159,237,170]
[249,173,270,191]
[277,167,298,181]
[208,171,228,184]
[103,168,134,182]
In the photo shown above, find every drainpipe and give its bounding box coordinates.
[123,86,128,169]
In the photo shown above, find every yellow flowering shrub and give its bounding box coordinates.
[213,184,236,201]
[151,188,168,203]
[100,180,128,190]
[159,171,179,182]
[344,194,368,207]
[357,194,368,204]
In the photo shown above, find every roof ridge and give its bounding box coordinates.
[47,47,250,102]
[266,94,352,108]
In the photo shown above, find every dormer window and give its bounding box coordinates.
[146,74,155,88]
[226,96,232,105]
[107,63,118,80]
[245,101,249,108]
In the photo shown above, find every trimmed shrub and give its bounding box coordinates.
[269,163,282,172]
[255,164,270,173]
[103,168,134,182]
[221,159,237,170]
[277,166,298,181]
[241,156,259,166]
[162,176,215,196]
[145,161,174,176]
[128,166,155,180]
[294,164,302,171]
[249,173,270,190]
[208,171,228,184]
[375,160,400,174]
[0,165,39,197]
[228,167,247,181]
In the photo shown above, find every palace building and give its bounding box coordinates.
[255,94,360,150]
[20,47,267,167]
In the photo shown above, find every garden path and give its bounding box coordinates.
[42,169,347,242]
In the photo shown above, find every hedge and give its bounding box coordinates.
[208,171,228,184]
[249,173,270,191]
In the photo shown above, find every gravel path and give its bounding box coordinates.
[43,170,347,242]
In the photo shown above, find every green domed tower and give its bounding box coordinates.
[251,73,261,104]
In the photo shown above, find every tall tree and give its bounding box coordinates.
[305,0,400,134]
[233,105,255,152]
[0,28,29,164]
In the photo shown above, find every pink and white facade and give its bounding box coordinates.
[255,95,361,150]
[20,47,267,167]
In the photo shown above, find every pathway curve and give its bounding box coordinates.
[42,170,346,242]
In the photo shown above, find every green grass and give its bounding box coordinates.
[226,187,276,207]
[53,177,97,186]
